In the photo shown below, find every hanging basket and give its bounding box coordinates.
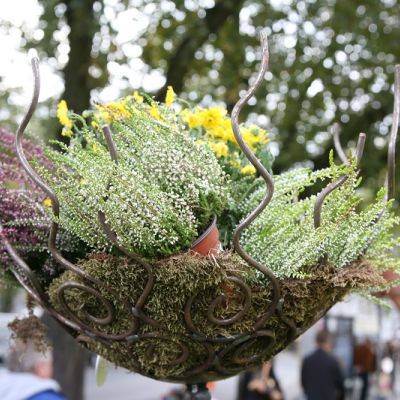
[1,30,399,391]
[46,252,383,383]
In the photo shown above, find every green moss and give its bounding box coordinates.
[48,252,384,382]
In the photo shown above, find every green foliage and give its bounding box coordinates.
[241,159,400,278]
[37,97,228,259]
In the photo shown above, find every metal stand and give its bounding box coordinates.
[183,383,211,400]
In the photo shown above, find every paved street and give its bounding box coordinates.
[84,351,300,400]
[85,367,238,400]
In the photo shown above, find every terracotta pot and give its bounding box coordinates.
[190,216,221,256]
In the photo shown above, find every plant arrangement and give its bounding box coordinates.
[38,94,229,259]
[1,33,400,392]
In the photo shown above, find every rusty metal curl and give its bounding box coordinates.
[386,65,400,200]
[230,30,281,329]
[206,276,252,326]
[214,330,275,376]
[314,130,367,230]
[57,282,115,326]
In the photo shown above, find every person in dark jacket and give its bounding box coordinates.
[301,330,345,400]
[0,339,66,400]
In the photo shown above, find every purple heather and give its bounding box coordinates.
[0,128,49,266]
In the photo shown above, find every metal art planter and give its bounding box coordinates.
[1,32,400,399]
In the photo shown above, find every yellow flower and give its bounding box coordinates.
[165,86,176,108]
[43,197,52,208]
[133,91,144,104]
[92,143,99,153]
[104,102,130,119]
[91,120,99,129]
[201,107,227,131]
[188,113,203,128]
[61,127,73,138]
[149,103,161,120]
[57,100,73,129]
[209,141,228,158]
[240,165,257,175]
[241,126,270,149]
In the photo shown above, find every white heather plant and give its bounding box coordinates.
[37,96,228,259]
[240,153,400,279]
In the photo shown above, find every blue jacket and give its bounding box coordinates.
[27,390,66,400]
[0,369,65,400]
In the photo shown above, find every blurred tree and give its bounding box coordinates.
[28,0,399,186]
[139,0,400,186]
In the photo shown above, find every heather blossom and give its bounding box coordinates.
[0,129,49,267]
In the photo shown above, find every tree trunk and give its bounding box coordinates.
[43,313,87,400]
[62,0,98,114]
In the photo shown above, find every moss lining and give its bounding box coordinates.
[48,252,384,382]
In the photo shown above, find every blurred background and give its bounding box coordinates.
[0,0,399,399]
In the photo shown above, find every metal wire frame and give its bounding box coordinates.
[1,37,398,384]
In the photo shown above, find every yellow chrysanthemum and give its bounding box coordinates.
[61,127,73,138]
[241,126,269,149]
[149,103,161,120]
[209,141,229,158]
[91,121,99,129]
[240,165,257,175]
[200,107,227,131]
[165,86,176,108]
[57,100,73,129]
[43,197,52,208]
[133,91,144,104]
[186,112,203,129]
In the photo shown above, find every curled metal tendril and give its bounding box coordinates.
[332,123,348,164]
[57,282,115,326]
[387,65,400,201]
[314,130,367,230]
[215,330,275,375]
[230,30,281,329]
[15,58,94,281]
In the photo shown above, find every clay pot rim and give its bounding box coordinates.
[191,215,217,248]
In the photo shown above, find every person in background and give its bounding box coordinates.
[353,338,375,400]
[237,361,283,400]
[0,340,66,400]
[301,330,345,400]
